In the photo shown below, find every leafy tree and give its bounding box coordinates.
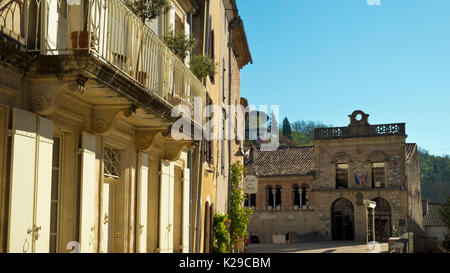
[229,161,253,253]
[419,148,450,202]
[125,0,172,23]
[282,117,292,139]
[213,213,230,253]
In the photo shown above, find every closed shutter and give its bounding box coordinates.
[34,117,54,253]
[136,152,149,253]
[7,108,54,253]
[79,132,97,253]
[167,162,175,253]
[159,160,170,253]
[8,109,38,253]
[182,168,190,253]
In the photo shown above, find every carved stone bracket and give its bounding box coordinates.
[29,81,74,116]
[92,106,130,136]
[136,128,194,162]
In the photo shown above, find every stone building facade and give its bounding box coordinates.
[246,111,425,247]
[0,0,251,253]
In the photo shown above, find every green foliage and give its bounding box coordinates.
[438,196,450,230]
[392,226,402,237]
[163,29,197,61]
[279,120,331,146]
[189,55,217,81]
[282,118,292,139]
[229,161,253,252]
[125,0,171,22]
[213,213,230,253]
[419,148,450,202]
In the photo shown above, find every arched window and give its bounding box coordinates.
[275,186,282,210]
[335,152,350,189]
[336,163,349,189]
[369,151,387,189]
[245,193,256,209]
[372,162,386,188]
[293,185,300,209]
[266,186,274,210]
[301,186,307,207]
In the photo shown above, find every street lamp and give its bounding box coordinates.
[363,200,377,245]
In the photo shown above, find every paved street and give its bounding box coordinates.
[248,241,389,253]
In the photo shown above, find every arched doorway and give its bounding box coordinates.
[368,198,392,242]
[332,198,354,241]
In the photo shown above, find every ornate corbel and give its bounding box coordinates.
[136,128,194,162]
[92,106,130,135]
[29,81,73,115]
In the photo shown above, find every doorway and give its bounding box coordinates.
[332,198,354,241]
[368,198,392,242]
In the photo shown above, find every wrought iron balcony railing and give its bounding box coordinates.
[0,0,205,117]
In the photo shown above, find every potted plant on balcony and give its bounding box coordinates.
[162,29,197,61]
[71,1,90,55]
[126,0,171,86]
[189,55,217,82]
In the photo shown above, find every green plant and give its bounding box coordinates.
[213,213,230,253]
[229,161,253,253]
[392,226,402,237]
[163,29,197,61]
[189,55,217,81]
[125,0,171,22]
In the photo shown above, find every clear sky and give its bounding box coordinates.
[237,0,450,156]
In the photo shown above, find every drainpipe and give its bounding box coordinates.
[195,139,205,253]
[195,0,210,253]
[227,14,239,215]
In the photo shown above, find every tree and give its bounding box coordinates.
[125,0,171,23]
[282,117,292,139]
[229,161,253,253]
[213,213,230,253]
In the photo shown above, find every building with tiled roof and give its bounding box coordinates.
[423,200,449,244]
[246,111,427,251]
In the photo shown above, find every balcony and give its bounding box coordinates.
[314,123,406,140]
[0,0,205,118]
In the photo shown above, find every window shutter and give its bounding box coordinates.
[159,160,170,253]
[167,162,175,253]
[182,168,190,253]
[136,152,149,253]
[8,108,38,253]
[79,132,97,253]
[34,116,54,253]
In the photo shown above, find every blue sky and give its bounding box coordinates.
[237,0,450,156]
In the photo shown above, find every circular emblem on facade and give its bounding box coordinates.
[356,192,364,206]
[30,94,50,112]
[93,119,109,134]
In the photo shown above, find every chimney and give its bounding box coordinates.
[249,146,258,163]
[422,200,429,216]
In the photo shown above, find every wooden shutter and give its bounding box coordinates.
[182,168,190,253]
[7,108,37,253]
[167,162,175,253]
[159,160,170,253]
[79,132,97,253]
[136,152,149,253]
[34,116,54,253]
[101,182,110,253]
